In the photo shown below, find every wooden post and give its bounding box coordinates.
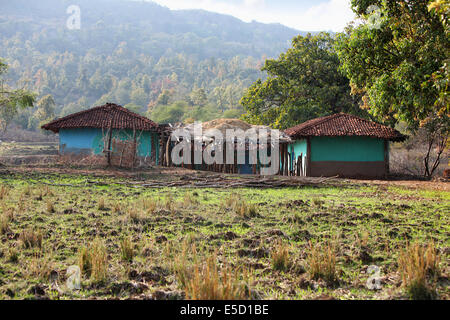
[151,132,156,163]
[131,127,137,169]
[107,121,113,166]
[306,138,311,177]
[384,140,390,178]
[284,144,289,176]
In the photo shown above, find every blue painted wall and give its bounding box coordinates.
[59,128,160,164]
[59,128,104,155]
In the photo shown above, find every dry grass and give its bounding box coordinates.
[78,239,108,282]
[127,207,141,223]
[142,198,158,214]
[22,185,32,196]
[19,228,43,249]
[184,253,250,300]
[164,193,177,213]
[45,199,55,213]
[26,252,54,281]
[0,185,10,200]
[224,194,258,218]
[398,242,440,300]
[306,240,337,283]
[173,240,197,288]
[270,240,290,271]
[7,247,19,263]
[0,208,13,235]
[112,201,122,214]
[183,193,199,207]
[119,236,135,262]
[97,198,106,211]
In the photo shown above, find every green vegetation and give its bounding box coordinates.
[241,33,364,129]
[336,0,449,177]
[0,0,302,131]
[0,170,448,300]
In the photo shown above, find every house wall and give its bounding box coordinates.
[288,139,307,174]
[310,136,385,162]
[308,136,387,178]
[59,128,160,164]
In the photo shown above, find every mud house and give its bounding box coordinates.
[284,113,406,178]
[42,103,161,167]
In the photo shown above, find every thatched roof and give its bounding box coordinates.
[176,119,292,144]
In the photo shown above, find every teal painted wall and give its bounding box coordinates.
[288,139,307,170]
[59,128,160,163]
[310,136,385,162]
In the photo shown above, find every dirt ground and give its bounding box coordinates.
[1,164,448,191]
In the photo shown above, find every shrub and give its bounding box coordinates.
[271,240,290,271]
[398,242,440,300]
[306,240,337,283]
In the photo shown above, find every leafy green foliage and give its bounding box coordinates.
[0,0,304,129]
[241,33,363,129]
[0,59,36,132]
[336,0,449,177]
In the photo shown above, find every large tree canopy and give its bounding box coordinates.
[241,33,362,129]
[336,0,449,177]
[336,0,448,126]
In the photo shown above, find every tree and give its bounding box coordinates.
[0,59,36,133]
[240,33,362,129]
[336,0,449,178]
[189,88,208,107]
[36,94,56,121]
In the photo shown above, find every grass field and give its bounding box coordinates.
[0,168,448,300]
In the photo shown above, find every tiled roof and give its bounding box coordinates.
[42,103,160,133]
[284,113,406,142]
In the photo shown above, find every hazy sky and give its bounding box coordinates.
[149,0,356,32]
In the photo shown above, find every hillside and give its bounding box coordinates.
[0,0,308,129]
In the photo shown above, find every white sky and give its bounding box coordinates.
[148,0,356,32]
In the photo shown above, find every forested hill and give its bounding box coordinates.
[0,0,301,59]
[0,0,305,127]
